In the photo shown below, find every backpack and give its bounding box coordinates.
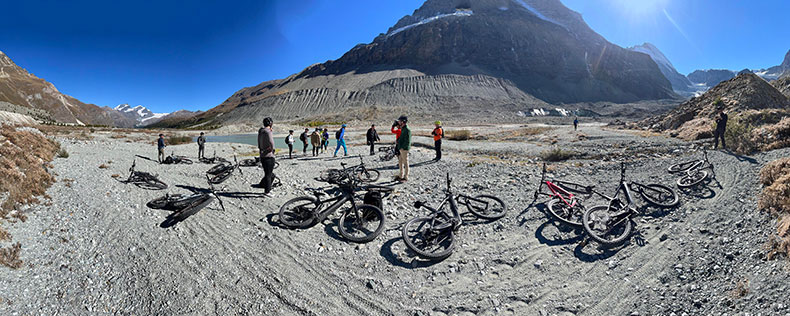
[299,133,306,142]
[335,130,342,140]
[163,156,175,164]
[363,191,383,211]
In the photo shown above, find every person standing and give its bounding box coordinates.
[257,117,276,197]
[714,111,728,150]
[285,130,295,159]
[573,117,579,131]
[366,124,380,156]
[334,124,348,157]
[395,116,411,182]
[431,121,444,161]
[157,134,166,163]
[197,132,206,159]
[310,128,321,156]
[300,128,309,155]
[321,128,329,153]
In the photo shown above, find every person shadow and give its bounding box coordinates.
[134,154,157,162]
[720,149,757,164]
[374,159,436,171]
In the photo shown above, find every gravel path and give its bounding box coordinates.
[1,126,788,315]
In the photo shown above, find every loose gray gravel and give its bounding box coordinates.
[0,125,788,316]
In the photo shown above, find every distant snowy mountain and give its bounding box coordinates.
[753,49,790,80]
[628,43,696,96]
[113,104,169,126]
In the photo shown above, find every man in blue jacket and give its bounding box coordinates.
[334,124,348,157]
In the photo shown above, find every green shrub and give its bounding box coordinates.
[540,147,575,162]
[724,115,756,154]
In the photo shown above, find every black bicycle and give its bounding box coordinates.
[239,156,280,169]
[582,162,679,247]
[352,155,380,182]
[122,160,168,190]
[279,162,387,243]
[402,173,507,260]
[378,146,398,162]
[199,151,228,164]
[148,175,225,223]
[163,152,193,165]
[208,156,242,184]
[317,156,379,183]
[668,149,715,188]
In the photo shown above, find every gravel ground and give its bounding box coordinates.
[1,125,788,315]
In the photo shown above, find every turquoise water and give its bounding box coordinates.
[195,133,337,149]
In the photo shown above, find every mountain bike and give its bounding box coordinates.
[582,162,679,247]
[199,151,228,164]
[239,156,280,169]
[279,162,386,243]
[208,156,242,184]
[317,156,379,183]
[122,160,168,190]
[352,155,380,182]
[147,175,226,222]
[164,152,193,165]
[533,163,594,227]
[402,173,507,260]
[668,149,715,188]
[378,146,398,162]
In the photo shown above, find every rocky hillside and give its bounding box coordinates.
[643,73,790,142]
[772,75,790,98]
[174,0,674,127]
[0,50,134,126]
[628,43,695,95]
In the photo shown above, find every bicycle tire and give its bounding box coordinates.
[547,198,584,227]
[635,183,679,207]
[355,167,380,183]
[402,217,455,260]
[207,163,229,175]
[668,161,696,173]
[171,195,214,222]
[582,205,633,247]
[137,177,168,190]
[278,196,319,228]
[147,195,180,209]
[180,158,193,165]
[209,170,233,184]
[274,161,280,169]
[677,170,708,188]
[338,204,386,243]
[465,195,507,220]
[239,159,258,167]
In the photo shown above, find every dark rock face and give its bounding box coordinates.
[628,43,694,95]
[772,76,790,98]
[687,69,736,88]
[297,0,674,104]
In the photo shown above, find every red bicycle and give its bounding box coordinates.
[533,163,595,227]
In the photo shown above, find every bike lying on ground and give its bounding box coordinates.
[582,162,679,247]
[207,156,242,184]
[402,173,507,260]
[163,152,193,165]
[122,160,168,190]
[533,163,595,227]
[147,175,225,222]
[378,146,398,162]
[279,162,387,243]
[199,151,228,164]
[668,149,715,188]
[317,156,379,183]
[239,156,280,169]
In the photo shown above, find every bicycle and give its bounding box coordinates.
[121,160,168,190]
[279,162,387,243]
[352,155,380,182]
[316,156,379,184]
[163,152,193,165]
[239,156,280,169]
[378,146,398,162]
[199,151,228,164]
[208,156,243,184]
[147,175,226,222]
[582,162,679,247]
[668,149,715,188]
[533,163,595,227]
[402,173,507,260]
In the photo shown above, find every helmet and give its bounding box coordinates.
[342,124,347,127]
[398,116,408,123]
[262,117,273,127]
[434,121,441,125]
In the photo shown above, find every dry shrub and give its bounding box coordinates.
[0,242,22,269]
[540,147,575,162]
[751,117,790,152]
[724,116,756,154]
[446,130,472,141]
[503,127,552,139]
[111,174,120,178]
[0,228,9,242]
[56,148,69,158]
[0,125,59,215]
[674,118,714,141]
[167,135,192,145]
[110,134,126,139]
[758,157,790,260]
[729,278,749,299]
[98,164,109,169]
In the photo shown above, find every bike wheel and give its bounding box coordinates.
[402,217,456,259]
[338,205,386,243]
[181,158,193,165]
[547,198,584,227]
[465,195,507,220]
[668,161,696,173]
[355,167,380,183]
[209,170,233,184]
[239,159,255,167]
[582,205,633,247]
[677,170,708,188]
[137,177,168,190]
[171,195,214,222]
[207,163,228,175]
[274,161,280,169]
[278,196,319,228]
[635,183,679,207]
[147,195,180,209]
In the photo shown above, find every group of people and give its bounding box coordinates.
[286,127,334,158]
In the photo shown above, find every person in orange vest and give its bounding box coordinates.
[431,121,444,161]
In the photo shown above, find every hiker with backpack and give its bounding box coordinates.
[157,134,166,163]
[366,124,380,156]
[300,128,309,155]
[310,128,321,157]
[714,111,728,150]
[395,116,411,182]
[431,121,444,161]
[334,124,348,157]
[285,130,295,159]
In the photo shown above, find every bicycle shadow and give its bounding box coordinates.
[373,159,436,171]
[262,213,290,229]
[535,221,585,246]
[572,240,623,262]
[380,237,444,269]
[175,184,269,199]
[134,154,157,163]
[678,182,717,199]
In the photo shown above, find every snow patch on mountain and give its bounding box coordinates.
[113,103,168,126]
[387,10,473,37]
[629,43,675,71]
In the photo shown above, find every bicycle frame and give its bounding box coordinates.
[534,163,586,208]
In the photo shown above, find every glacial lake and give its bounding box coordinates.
[194,133,337,149]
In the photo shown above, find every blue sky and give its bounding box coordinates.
[1,0,788,113]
